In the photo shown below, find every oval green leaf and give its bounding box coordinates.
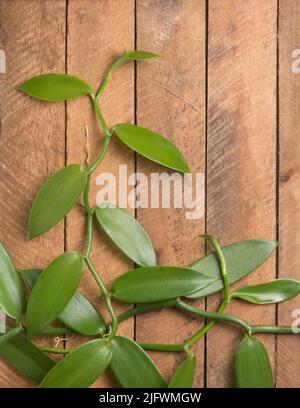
[186,240,277,299]
[29,164,87,239]
[231,279,300,304]
[26,252,83,337]
[18,73,93,101]
[0,242,26,319]
[20,268,105,336]
[110,336,166,388]
[112,266,215,303]
[124,50,161,60]
[113,124,190,173]
[40,339,112,388]
[235,335,274,388]
[168,354,196,388]
[0,332,55,382]
[95,206,156,267]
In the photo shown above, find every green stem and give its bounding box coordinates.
[0,327,23,345]
[87,132,111,175]
[117,299,178,324]
[203,234,230,304]
[83,256,118,339]
[84,212,93,258]
[177,300,252,343]
[95,54,127,101]
[251,325,299,334]
[40,347,73,354]
[90,93,110,137]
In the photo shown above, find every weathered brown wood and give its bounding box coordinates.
[135,0,206,386]
[0,0,66,387]
[277,0,300,388]
[66,0,135,387]
[206,0,277,387]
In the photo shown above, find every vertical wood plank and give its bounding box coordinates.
[277,0,300,388]
[0,0,66,387]
[66,0,135,387]
[207,0,277,387]
[136,0,206,386]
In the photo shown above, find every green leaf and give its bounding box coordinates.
[26,252,83,337]
[29,164,87,239]
[235,335,274,388]
[20,269,105,336]
[168,354,196,388]
[40,339,112,388]
[111,266,215,303]
[113,124,190,173]
[231,279,300,304]
[18,73,93,101]
[0,332,55,382]
[186,240,277,299]
[110,336,166,388]
[95,206,156,267]
[0,242,26,319]
[124,50,160,60]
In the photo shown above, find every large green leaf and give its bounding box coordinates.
[40,339,112,388]
[20,269,105,336]
[29,164,87,239]
[18,73,92,101]
[26,252,83,337]
[0,332,55,382]
[0,243,26,319]
[168,354,196,388]
[235,335,274,388]
[231,279,300,304]
[95,206,156,267]
[186,240,277,299]
[113,124,190,173]
[111,266,215,303]
[110,336,166,388]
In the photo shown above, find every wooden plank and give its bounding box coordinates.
[0,0,66,387]
[206,0,277,387]
[277,0,300,388]
[66,0,135,387]
[135,0,206,386]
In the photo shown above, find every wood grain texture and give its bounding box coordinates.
[277,0,300,388]
[206,0,277,387]
[135,0,206,386]
[66,0,135,387]
[0,0,66,387]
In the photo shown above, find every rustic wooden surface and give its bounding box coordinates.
[0,0,299,388]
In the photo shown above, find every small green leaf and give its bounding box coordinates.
[26,252,83,337]
[95,206,156,267]
[111,266,215,303]
[168,354,196,388]
[0,332,55,382]
[40,339,112,388]
[0,242,26,319]
[231,279,300,304]
[29,164,87,239]
[235,335,274,388]
[124,50,160,60]
[20,269,105,336]
[18,73,93,101]
[186,240,277,299]
[110,336,166,388]
[113,124,190,173]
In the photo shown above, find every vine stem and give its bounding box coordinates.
[80,93,118,339]
[183,234,230,349]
